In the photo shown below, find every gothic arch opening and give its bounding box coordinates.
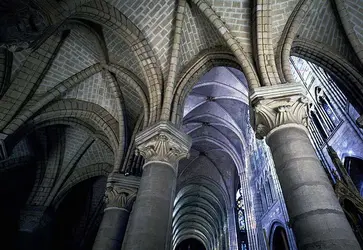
[2,116,113,250]
[175,238,206,250]
[290,55,363,177]
[291,42,363,115]
[290,55,363,248]
[174,65,252,249]
[51,176,106,250]
[0,154,37,250]
[172,178,228,250]
[342,199,363,248]
[345,157,363,196]
[270,225,289,250]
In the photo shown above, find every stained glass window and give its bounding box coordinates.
[238,210,246,231]
[236,188,248,249]
[322,99,340,127]
[241,243,248,250]
[236,189,246,232]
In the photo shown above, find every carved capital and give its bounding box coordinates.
[135,121,192,168]
[251,84,309,139]
[105,185,137,211]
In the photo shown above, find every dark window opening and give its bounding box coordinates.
[176,239,206,250]
[271,226,289,250]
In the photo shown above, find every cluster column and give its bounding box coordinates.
[93,175,139,250]
[122,121,191,250]
[251,84,360,250]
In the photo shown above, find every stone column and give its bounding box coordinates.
[251,84,360,250]
[92,174,139,250]
[122,121,191,250]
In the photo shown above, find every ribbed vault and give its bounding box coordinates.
[173,66,250,249]
[1,0,363,248]
[9,123,113,208]
[182,66,249,173]
[172,180,227,250]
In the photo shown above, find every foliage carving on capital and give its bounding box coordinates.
[105,186,137,211]
[135,122,192,167]
[136,132,190,165]
[254,96,309,139]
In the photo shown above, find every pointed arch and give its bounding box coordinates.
[292,38,363,113]
[171,48,242,125]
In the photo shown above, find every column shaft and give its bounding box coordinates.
[267,125,360,250]
[122,162,176,250]
[123,121,191,250]
[93,208,129,250]
[92,174,139,250]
